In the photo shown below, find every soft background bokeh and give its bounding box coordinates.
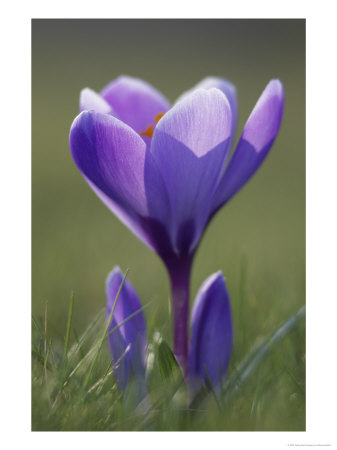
[32,19,305,430]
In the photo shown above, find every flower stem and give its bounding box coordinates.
[167,257,192,379]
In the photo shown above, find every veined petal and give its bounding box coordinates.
[80,87,115,115]
[242,79,284,151]
[156,88,231,157]
[101,75,170,133]
[69,110,149,231]
[210,80,284,215]
[150,88,232,254]
[70,110,172,253]
[106,267,147,389]
[176,77,238,141]
[189,272,233,391]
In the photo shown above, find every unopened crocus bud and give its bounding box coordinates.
[189,272,233,391]
[106,267,147,390]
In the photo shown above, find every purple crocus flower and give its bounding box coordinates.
[106,267,147,390]
[70,75,284,376]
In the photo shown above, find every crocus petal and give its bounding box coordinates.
[70,110,172,252]
[106,267,147,389]
[176,77,238,141]
[69,110,152,245]
[189,272,233,391]
[101,75,170,133]
[79,87,115,114]
[150,88,232,254]
[210,80,284,215]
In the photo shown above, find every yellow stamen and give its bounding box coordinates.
[140,112,166,139]
[155,112,165,123]
[140,124,154,138]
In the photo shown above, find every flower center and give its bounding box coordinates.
[140,112,165,138]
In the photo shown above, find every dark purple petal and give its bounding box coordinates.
[210,80,284,215]
[79,88,115,114]
[189,272,233,391]
[176,77,238,142]
[69,110,154,248]
[150,88,232,255]
[106,267,147,389]
[70,111,148,215]
[101,75,170,133]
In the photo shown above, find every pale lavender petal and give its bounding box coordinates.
[210,79,284,215]
[106,267,147,389]
[150,88,232,254]
[79,87,114,114]
[189,272,233,391]
[176,77,238,141]
[101,75,170,133]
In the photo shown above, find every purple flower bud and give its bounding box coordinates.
[106,267,147,390]
[189,272,233,391]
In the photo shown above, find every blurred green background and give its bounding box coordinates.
[32,19,305,429]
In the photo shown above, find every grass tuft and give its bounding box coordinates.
[32,287,305,431]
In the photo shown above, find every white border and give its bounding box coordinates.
[1,1,337,449]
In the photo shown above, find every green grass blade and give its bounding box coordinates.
[63,291,74,362]
[223,305,305,403]
[105,302,150,340]
[72,327,84,359]
[44,302,49,380]
[32,314,45,340]
[157,340,183,384]
[67,308,105,360]
[63,344,100,387]
[88,360,113,394]
[203,366,221,410]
